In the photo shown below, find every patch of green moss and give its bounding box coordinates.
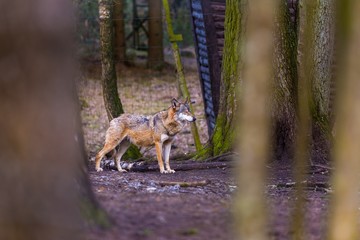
[179,228,198,236]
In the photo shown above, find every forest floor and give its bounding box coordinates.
[79,61,332,240]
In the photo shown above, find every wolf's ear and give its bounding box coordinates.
[171,98,178,108]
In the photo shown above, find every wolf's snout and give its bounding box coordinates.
[193,117,197,121]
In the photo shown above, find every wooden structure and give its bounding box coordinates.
[189,0,225,135]
[126,0,149,50]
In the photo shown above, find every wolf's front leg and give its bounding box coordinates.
[155,141,167,173]
[163,142,175,173]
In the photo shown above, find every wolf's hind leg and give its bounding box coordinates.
[95,139,122,172]
[115,139,131,172]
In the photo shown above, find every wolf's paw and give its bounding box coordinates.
[160,169,167,174]
[167,169,175,173]
[118,168,127,173]
[96,167,103,172]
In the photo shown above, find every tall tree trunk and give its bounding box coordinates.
[310,0,335,163]
[99,0,124,120]
[234,0,275,239]
[273,0,298,161]
[148,0,164,69]
[99,0,141,159]
[197,0,246,158]
[328,0,360,239]
[113,0,126,64]
[0,0,106,238]
[311,0,334,130]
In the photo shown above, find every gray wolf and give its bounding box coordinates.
[95,98,196,173]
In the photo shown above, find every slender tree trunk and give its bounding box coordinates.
[113,0,126,64]
[310,0,335,163]
[311,0,335,131]
[99,0,141,159]
[0,0,105,238]
[162,0,202,151]
[99,0,124,120]
[273,0,298,161]
[148,0,164,69]
[328,1,360,239]
[234,0,275,239]
[197,0,246,159]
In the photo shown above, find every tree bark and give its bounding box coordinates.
[311,0,335,131]
[99,0,141,159]
[99,0,124,120]
[0,0,106,238]
[310,0,335,163]
[113,0,126,64]
[148,0,164,69]
[197,0,246,159]
[273,0,298,160]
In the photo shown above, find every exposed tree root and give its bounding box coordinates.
[270,181,332,193]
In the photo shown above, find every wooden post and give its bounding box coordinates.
[162,0,202,152]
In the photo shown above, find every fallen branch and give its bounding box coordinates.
[154,180,210,187]
[270,181,332,193]
[310,163,333,171]
[203,152,237,162]
[102,160,233,172]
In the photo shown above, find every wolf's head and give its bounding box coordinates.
[171,98,196,122]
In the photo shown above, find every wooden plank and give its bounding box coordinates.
[211,3,226,12]
[214,21,225,29]
[213,14,225,22]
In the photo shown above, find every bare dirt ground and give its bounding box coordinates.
[79,62,331,240]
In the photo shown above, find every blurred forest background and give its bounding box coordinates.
[0,0,359,240]
[75,0,194,62]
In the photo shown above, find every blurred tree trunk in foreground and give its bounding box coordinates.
[148,0,164,69]
[292,1,335,238]
[291,0,315,238]
[328,0,360,239]
[197,0,246,159]
[98,0,141,159]
[113,0,126,64]
[273,0,298,160]
[234,0,275,239]
[0,0,103,239]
